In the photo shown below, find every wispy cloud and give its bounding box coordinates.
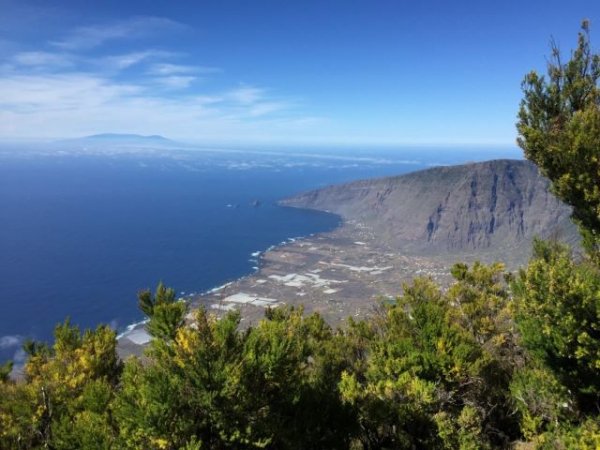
[149,63,191,76]
[247,102,288,117]
[102,51,160,70]
[99,50,182,71]
[51,16,186,50]
[0,16,317,143]
[0,335,22,349]
[0,71,308,140]
[154,75,197,89]
[12,51,73,68]
[226,86,265,105]
[147,63,223,89]
[0,73,142,113]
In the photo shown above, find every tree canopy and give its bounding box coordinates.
[517,20,600,261]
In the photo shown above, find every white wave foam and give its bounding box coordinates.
[117,282,232,342]
[0,335,22,349]
[115,232,314,342]
[116,319,149,340]
[205,281,233,295]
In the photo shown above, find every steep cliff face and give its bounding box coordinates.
[281,160,579,265]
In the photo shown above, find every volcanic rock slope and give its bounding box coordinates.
[281,160,579,267]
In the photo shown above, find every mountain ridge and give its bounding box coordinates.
[281,159,579,266]
[55,133,180,149]
[81,133,173,142]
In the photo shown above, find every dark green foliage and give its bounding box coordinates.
[0,361,12,383]
[517,20,600,260]
[138,282,187,340]
[114,309,248,449]
[138,281,176,317]
[514,24,600,446]
[509,363,573,440]
[537,419,600,449]
[513,239,600,413]
[22,339,51,358]
[114,307,355,449]
[1,255,598,448]
[339,264,520,449]
[0,320,121,449]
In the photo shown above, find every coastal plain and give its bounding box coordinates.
[192,219,452,327]
[117,220,451,358]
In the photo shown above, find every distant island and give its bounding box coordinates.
[81,133,175,143]
[57,133,181,149]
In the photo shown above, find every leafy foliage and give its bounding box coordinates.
[517,20,600,260]
[513,239,600,412]
[138,282,188,341]
[115,306,354,450]
[339,264,520,450]
[0,361,12,383]
[0,320,121,449]
[511,22,600,447]
[0,255,598,449]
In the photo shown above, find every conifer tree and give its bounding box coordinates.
[517,20,600,261]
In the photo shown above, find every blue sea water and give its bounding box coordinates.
[0,146,521,362]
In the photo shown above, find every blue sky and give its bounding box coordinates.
[0,0,598,146]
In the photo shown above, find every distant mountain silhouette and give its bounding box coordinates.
[81,133,176,144]
[281,159,580,267]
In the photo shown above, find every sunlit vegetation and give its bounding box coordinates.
[1,23,599,450]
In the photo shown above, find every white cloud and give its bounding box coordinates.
[102,51,160,70]
[154,75,197,89]
[13,51,73,68]
[149,63,201,76]
[0,16,319,143]
[192,94,224,104]
[248,102,288,117]
[0,73,143,117]
[146,64,221,88]
[51,16,186,50]
[226,86,265,105]
[0,72,310,141]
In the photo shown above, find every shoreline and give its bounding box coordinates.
[116,216,453,358]
[116,214,345,358]
[117,198,527,358]
[191,219,452,324]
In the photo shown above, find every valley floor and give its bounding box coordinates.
[193,220,453,326]
[118,219,457,358]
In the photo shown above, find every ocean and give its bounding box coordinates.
[0,145,521,362]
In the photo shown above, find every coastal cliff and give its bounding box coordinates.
[281,159,579,266]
